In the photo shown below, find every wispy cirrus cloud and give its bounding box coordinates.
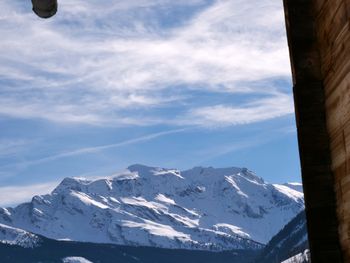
[180,92,294,127]
[0,139,33,157]
[0,0,292,127]
[0,128,188,172]
[0,182,58,207]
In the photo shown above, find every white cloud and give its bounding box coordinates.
[0,0,292,126]
[0,182,58,207]
[180,92,294,127]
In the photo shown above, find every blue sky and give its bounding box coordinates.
[0,0,300,206]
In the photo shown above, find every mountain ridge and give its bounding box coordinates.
[0,164,304,251]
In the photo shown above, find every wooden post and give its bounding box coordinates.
[283,0,344,262]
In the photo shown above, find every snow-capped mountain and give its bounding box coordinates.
[283,183,304,193]
[0,165,304,251]
[0,223,40,248]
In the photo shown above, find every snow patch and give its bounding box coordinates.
[225,176,248,197]
[155,194,176,205]
[122,219,191,240]
[0,223,40,248]
[70,191,109,209]
[283,182,304,193]
[273,184,304,202]
[121,196,166,211]
[62,257,94,263]
[282,250,310,263]
[154,169,184,179]
[213,223,251,239]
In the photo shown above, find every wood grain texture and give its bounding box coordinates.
[284,0,344,261]
[314,0,350,261]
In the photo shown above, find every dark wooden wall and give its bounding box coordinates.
[316,0,350,261]
[284,0,350,262]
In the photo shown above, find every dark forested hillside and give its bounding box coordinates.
[0,236,259,263]
[252,211,308,263]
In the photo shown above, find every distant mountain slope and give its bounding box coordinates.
[62,257,94,263]
[0,223,40,248]
[282,250,310,263]
[252,211,308,263]
[0,227,259,263]
[0,165,304,251]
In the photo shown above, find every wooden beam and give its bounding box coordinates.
[283,0,343,262]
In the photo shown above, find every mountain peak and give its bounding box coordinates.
[127,164,183,179]
[181,166,264,184]
[53,177,91,194]
[0,164,304,251]
[127,164,164,175]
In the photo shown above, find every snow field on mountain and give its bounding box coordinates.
[0,165,304,251]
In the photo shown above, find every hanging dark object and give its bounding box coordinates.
[31,0,57,18]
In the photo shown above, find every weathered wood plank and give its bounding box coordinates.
[316,1,348,50]
[284,0,344,261]
[285,0,350,261]
[329,131,347,169]
[316,0,350,260]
